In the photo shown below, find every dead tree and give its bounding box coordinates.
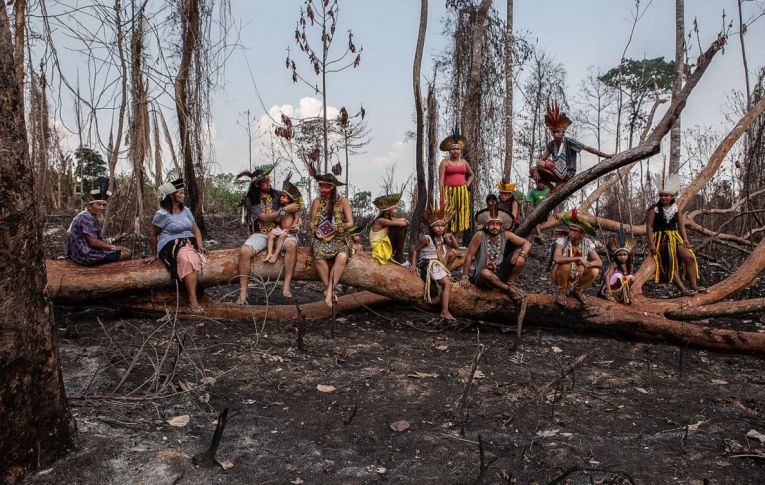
[503,0,513,177]
[46,248,765,355]
[668,0,684,175]
[0,5,76,481]
[175,0,207,236]
[286,0,363,172]
[411,0,429,242]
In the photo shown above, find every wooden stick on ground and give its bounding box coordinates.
[456,333,486,435]
[193,408,229,467]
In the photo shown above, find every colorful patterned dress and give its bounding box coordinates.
[310,197,353,260]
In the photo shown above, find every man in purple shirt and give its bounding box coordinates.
[66,184,132,265]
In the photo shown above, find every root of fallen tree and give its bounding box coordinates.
[46,246,765,355]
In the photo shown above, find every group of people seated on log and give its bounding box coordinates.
[64,101,707,315]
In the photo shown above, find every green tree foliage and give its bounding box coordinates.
[599,57,675,147]
[74,147,108,192]
[205,173,246,214]
[350,190,372,215]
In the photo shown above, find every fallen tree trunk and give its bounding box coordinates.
[119,290,390,322]
[666,297,765,320]
[47,249,765,354]
[46,249,316,302]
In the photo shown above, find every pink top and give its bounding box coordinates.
[444,163,467,187]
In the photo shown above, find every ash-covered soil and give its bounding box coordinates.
[27,213,765,484]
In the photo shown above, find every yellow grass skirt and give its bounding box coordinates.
[652,230,700,283]
[443,185,470,233]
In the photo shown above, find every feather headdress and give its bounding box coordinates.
[544,100,572,131]
[236,164,274,182]
[422,199,456,228]
[654,171,681,195]
[560,208,596,235]
[280,172,304,206]
[607,221,636,255]
[439,123,468,151]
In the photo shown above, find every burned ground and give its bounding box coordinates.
[26,214,765,484]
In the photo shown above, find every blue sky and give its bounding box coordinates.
[45,0,765,196]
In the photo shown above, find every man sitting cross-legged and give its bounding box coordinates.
[459,206,531,301]
[550,209,603,306]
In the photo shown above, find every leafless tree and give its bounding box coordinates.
[286,0,363,172]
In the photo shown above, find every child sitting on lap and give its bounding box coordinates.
[265,175,302,263]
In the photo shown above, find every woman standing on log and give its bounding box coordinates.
[146,178,207,313]
[438,127,474,240]
[369,190,410,265]
[307,164,354,307]
[645,174,706,296]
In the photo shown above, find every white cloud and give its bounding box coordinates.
[369,139,410,169]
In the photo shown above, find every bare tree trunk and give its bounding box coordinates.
[108,0,129,190]
[426,80,437,207]
[128,1,151,232]
[45,250,765,355]
[668,0,684,175]
[0,5,76,481]
[13,0,25,109]
[411,0,428,243]
[175,0,207,236]
[503,0,513,177]
[152,108,163,187]
[737,0,751,110]
[461,0,492,213]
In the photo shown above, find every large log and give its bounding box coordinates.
[46,249,765,354]
[666,297,765,320]
[46,249,316,302]
[120,290,390,321]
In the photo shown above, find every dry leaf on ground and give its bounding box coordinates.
[551,346,563,353]
[166,415,189,427]
[216,459,234,469]
[390,420,410,432]
[711,379,728,385]
[636,387,649,394]
[316,384,336,393]
[746,429,765,444]
[536,429,559,437]
[433,344,448,351]
[407,372,438,379]
[200,376,216,385]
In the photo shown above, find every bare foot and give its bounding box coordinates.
[282,287,293,298]
[188,304,204,314]
[324,290,334,308]
[572,290,590,305]
[265,254,278,263]
[506,283,525,301]
[235,295,248,305]
[441,311,456,321]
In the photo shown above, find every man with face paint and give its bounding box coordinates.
[550,209,603,306]
[531,101,612,192]
[460,206,531,301]
[236,165,301,303]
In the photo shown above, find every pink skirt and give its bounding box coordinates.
[176,245,206,280]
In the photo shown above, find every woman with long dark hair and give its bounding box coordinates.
[307,169,354,307]
[146,178,207,313]
[645,174,705,296]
